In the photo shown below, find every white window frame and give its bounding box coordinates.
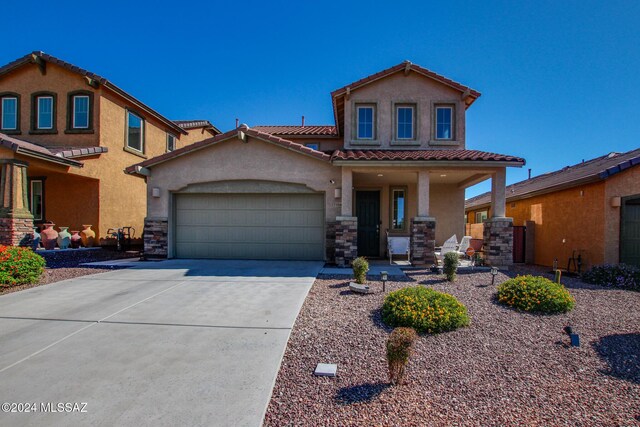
[30,180,44,222]
[435,105,454,140]
[356,105,375,140]
[396,105,415,140]
[1,97,17,130]
[166,133,176,152]
[390,187,407,231]
[475,211,488,223]
[126,111,145,153]
[72,95,90,129]
[37,96,54,130]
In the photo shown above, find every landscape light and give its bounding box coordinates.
[381,271,388,292]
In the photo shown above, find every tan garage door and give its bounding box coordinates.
[174,193,325,260]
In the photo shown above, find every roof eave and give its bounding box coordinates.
[17,148,83,168]
[332,160,525,167]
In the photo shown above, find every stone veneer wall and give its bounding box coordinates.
[143,218,168,258]
[0,217,34,247]
[325,221,336,264]
[410,217,436,266]
[334,217,357,267]
[483,218,514,267]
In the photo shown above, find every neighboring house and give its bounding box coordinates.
[465,149,640,269]
[0,51,219,245]
[127,61,525,266]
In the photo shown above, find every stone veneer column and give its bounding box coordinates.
[334,216,357,267]
[143,217,168,258]
[410,217,436,266]
[0,160,34,247]
[483,218,514,267]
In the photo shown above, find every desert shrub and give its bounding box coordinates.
[386,327,417,385]
[582,264,639,291]
[443,252,459,281]
[497,275,575,313]
[352,256,369,284]
[0,246,45,286]
[382,286,470,334]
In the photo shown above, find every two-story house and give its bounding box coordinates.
[0,51,219,246]
[126,61,525,266]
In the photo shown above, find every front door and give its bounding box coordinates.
[356,190,381,257]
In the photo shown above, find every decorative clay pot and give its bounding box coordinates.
[57,227,71,250]
[31,227,41,251]
[81,225,96,247]
[70,231,82,248]
[40,223,58,250]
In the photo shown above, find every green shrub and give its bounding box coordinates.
[582,264,639,291]
[386,327,417,385]
[497,275,575,313]
[443,252,459,281]
[352,256,369,284]
[0,246,45,286]
[382,286,470,333]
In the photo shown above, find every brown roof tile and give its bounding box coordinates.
[173,120,221,135]
[253,125,338,136]
[332,149,524,163]
[0,133,83,167]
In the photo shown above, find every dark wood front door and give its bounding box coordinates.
[356,190,381,257]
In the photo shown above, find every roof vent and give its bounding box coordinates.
[608,152,620,158]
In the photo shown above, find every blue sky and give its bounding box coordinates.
[3,0,639,197]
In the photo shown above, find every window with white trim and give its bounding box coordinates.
[29,180,44,221]
[126,111,144,153]
[166,133,176,152]
[1,97,17,130]
[37,96,54,129]
[391,187,407,231]
[396,105,414,140]
[356,105,375,139]
[475,211,488,223]
[435,105,454,140]
[72,95,90,129]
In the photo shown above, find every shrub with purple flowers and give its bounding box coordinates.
[582,264,640,291]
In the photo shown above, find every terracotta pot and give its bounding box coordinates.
[57,227,71,250]
[70,231,82,248]
[40,223,58,250]
[81,225,96,247]
[31,227,41,251]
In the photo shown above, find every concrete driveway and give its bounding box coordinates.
[0,259,322,427]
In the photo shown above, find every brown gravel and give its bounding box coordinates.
[0,267,110,296]
[264,268,640,427]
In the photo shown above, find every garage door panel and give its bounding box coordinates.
[175,194,325,260]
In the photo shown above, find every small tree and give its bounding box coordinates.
[386,327,417,385]
[443,252,459,282]
[352,256,369,284]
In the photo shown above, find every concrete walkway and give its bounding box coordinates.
[0,259,322,427]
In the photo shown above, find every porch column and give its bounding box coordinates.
[484,167,513,267]
[411,170,436,266]
[417,170,430,217]
[0,160,34,247]
[341,167,353,216]
[333,166,357,266]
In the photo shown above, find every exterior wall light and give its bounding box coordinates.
[152,187,161,198]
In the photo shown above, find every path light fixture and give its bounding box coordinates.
[490,267,499,286]
[381,271,388,292]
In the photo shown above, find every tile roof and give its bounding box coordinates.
[332,149,525,163]
[125,125,331,174]
[173,120,221,135]
[252,125,338,136]
[0,51,186,135]
[48,146,109,159]
[465,148,640,209]
[0,133,83,167]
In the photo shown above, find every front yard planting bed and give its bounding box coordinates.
[264,269,640,426]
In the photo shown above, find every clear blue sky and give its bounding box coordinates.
[3,1,639,197]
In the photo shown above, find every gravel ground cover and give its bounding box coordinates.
[264,267,640,426]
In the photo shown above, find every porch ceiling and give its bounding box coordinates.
[352,169,493,186]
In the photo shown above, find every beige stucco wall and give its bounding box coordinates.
[145,136,342,223]
[344,72,466,150]
[604,166,640,264]
[179,127,215,146]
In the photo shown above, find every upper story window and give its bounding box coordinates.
[305,143,319,150]
[1,96,18,131]
[72,96,90,129]
[66,91,94,133]
[166,133,176,152]
[37,96,54,129]
[435,105,454,140]
[356,105,375,139]
[396,105,415,140]
[126,111,145,153]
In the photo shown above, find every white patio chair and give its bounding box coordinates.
[457,236,472,255]
[435,235,459,265]
[387,234,410,265]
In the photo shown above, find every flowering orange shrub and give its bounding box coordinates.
[497,275,575,314]
[382,286,470,334]
[0,245,45,286]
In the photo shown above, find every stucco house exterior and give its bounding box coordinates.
[466,149,640,269]
[127,61,525,266]
[0,51,220,245]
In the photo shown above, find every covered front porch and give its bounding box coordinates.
[331,165,514,267]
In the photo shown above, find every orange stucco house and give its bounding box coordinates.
[466,149,640,269]
[0,51,219,246]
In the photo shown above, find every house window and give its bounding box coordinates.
[475,211,488,223]
[356,105,375,139]
[435,105,454,140]
[1,97,18,130]
[72,95,90,129]
[29,180,44,222]
[391,187,407,231]
[396,105,414,140]
[166,133,176,152]
[126,111,144,153]
[37,96,54,129]
[305,143,319,150]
